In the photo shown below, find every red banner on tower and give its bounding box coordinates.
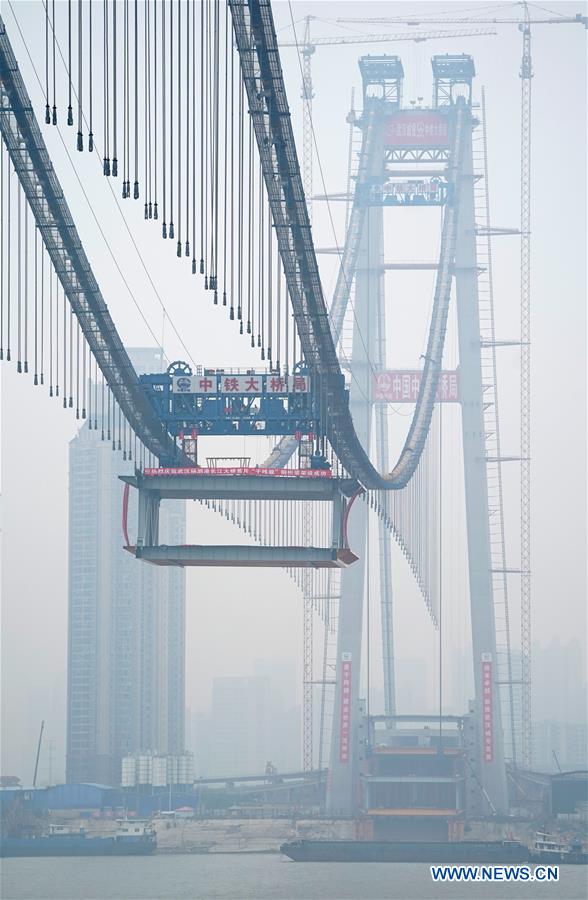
[385,111,450,147]
[373,370,459,403]
[339,654,353,764]
[482,653,494,763]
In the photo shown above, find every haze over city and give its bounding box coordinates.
[0,1,586,897]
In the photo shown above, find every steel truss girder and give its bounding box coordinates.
[385,148,450,164]
[229,0,467,490]
[0,18,176,463]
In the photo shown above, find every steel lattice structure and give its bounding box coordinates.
[519,6,532,771]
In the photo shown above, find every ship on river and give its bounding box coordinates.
[281,833,588,864]
[0,821,157,857]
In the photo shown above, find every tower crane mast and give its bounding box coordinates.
[519,2,532,771]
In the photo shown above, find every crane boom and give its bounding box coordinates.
[335,15,587,27]
[279,27,498,48]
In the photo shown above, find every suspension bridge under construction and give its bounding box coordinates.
[1,0,585,838]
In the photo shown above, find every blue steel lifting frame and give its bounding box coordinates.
[140,362,321,438]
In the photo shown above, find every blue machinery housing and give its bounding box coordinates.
[141,363,321,438]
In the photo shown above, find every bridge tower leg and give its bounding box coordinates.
[375,299,396,719]
[454,109,509,814]
[326,124,384,818]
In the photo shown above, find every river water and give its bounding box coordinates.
[1,855,587,900]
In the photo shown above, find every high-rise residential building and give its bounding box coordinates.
[66,349,186,785]
[531,720,588,772]
[202,663,301,777]
[209,676,272,776]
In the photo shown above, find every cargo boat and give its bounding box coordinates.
[280,839,531,863]
[530,832,588,865]
[0,821,156,857]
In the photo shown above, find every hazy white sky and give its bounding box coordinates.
[1,0,586,782]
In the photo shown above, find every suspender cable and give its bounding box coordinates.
[54,273,58,394]
[237,76,243,327]
[88,350,92,426]
[211,0,220,297]
[147,0,152,215]
[144,0,149,217]
[5,158,12,362]
[169,0,174,237]
[176,0,181,256]
[185,0,190,257]
[133,0,139,198]
[222,0,228,305]
[268,201,272,364]
[104,0,111,174]
[40,243,44,384]
[0,145,3,360]
[191,0,196,271]
[69,306,74,407]
[203,0,209,283]
[112,0,118,175]
[76,0,83,149]
[199,0,205,273]
[67,0,73,124]
[94,358,98,429]
[249,128,255,342]
[49,266,53,395]
[64,288,69,407]
[75,318,80,417]
[162,0,167,233]
[246,117,252,338]
[55,275,67,409]
[45,1,50,122]
[258,163,264,354]
[153,0,158,219]
[82,325,86,417]
[229,32,234,316]
[276,253,281,372]
[88,0,93,149]
[102,0,110,175]
[24,200,28,372]
[51,0,57,124]
[123,0,128,193]
[17,182,21,372]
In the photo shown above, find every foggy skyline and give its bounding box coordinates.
[1,0,586,786]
